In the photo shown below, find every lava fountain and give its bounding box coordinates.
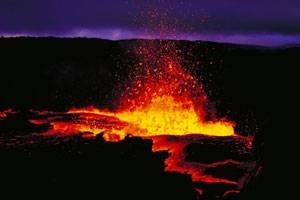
[25,40,259,197]
[58,40,235,138]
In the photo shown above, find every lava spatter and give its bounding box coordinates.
[24,39,258,197]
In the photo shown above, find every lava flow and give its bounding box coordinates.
[25,40,259,197]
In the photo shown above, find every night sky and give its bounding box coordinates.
[1,0,300,46]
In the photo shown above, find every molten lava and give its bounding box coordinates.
[67,96,234,138]
[24,40,255,197]
[49,40,235,140]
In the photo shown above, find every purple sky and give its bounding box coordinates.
[1,0,300,46]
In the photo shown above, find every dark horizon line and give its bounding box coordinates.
[2,35,300,48]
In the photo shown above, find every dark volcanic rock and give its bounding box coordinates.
[204,162,246,182]
[0,37,281,199]
[184,139,255,164]
[0,134,198,199]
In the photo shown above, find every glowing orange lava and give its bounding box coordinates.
[67,96,234,138]
[56,40,235,140]
[26,40,254,197]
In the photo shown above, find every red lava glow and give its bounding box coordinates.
[25,40,258,197]
[32,40,235,139]
[0,108,16,118]
[223,190,241,197]
[150,135,238,184]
